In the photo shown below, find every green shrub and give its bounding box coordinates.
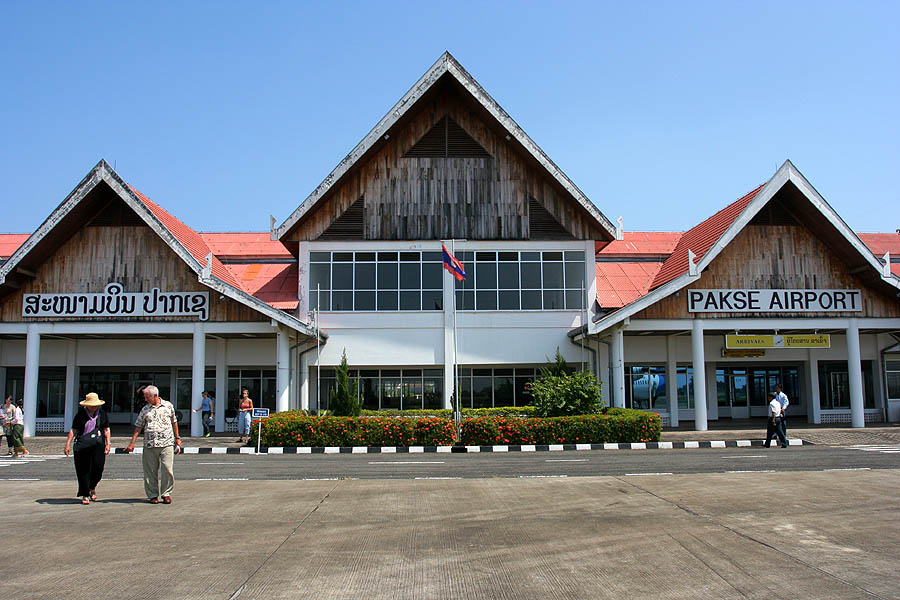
[329,350,360,417]
[530,370,603,417]
[360,406,537,418]
[250,411,456,447]
[460,410,661,445]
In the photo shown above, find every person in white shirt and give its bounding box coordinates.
[774,384,789,440]
[764,393,787,448]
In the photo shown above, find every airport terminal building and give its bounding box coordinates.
[2,53,899,436]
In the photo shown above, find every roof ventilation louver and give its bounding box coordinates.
[403,117,490,158]
[318,198,365,240]
[529,199,573,239]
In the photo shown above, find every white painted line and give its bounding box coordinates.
[211,447,227,454]
[493,446,509,452]
[546,459,588,462]
[408,446,425,453]
[198,462,244,465]
[368,461,445,465]
[603,443,618,450]
[824,467,871,471]
[297,447,312,454]
[466,446,481,453]
[788,439,803,446]
[657,441,673,449]
[721,455,767,459]
[133,448,144,454]
[548,444,564,451]
[381,447,397,453]
[575,444,591,450]
[736,440,752,447]
[625,472,673,476]
[725,470,775,473]
[303,477,339,481]
[518,475,568,478]
[323,447,340,454]
[436,446,451,453]
[183,447,199,454]
[630,442,647,450]
[108,477,142,481]
[879,450,900,453]
[710,441,726,448]
[210,478,249,481]
[521,445,536,452]
[684,441,700,449]
[238,447,255,454]
[351,447,368,454]
[267,447,283,454]
[415,477,461,480]
[0,478,40,481]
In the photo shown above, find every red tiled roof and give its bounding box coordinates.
[595,261,664,309]
[129,187,241,288]
[651,185,764,289]
[223,263,299,310]
[0,234,29,259]
[597,232,683,256]
[858,233,900,255]
[200,233,292,259]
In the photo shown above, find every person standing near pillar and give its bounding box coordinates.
[9,400,28,457]
[774,384,790,441]
[0,396,12,456]
[764,392,787,448]
[125,385,181,504]
[192,391,215,438]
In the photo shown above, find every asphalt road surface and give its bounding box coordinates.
[3,445,898,482]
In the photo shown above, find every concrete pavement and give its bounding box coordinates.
[2,470,898,599]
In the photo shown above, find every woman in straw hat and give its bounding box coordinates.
[64,392,111,505]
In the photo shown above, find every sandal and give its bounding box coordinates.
[90,491,97,502]
[81,497,90,505]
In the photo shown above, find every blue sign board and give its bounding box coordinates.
[252,408,270,418]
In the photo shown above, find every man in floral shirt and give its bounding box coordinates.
[126,385,182,504]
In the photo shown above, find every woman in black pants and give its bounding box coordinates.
[64,393,111,505]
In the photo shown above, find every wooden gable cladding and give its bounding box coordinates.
[0,223,266,323]
[287,92,606,241]
[634,223,900,320]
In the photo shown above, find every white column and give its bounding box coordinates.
[215,338,226,433]
[23,324,40,438]
[807,349,821,424]
[190,322,206,437]
[847,318,865,428]
[299,346,311,411]
[0,339,5,401]
[666,335,679,427]
[691,319,708,431]
[63,340,78,429]
[610,329,625,409]
[276,326,290,413]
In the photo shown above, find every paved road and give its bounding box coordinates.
[3,445,898,482]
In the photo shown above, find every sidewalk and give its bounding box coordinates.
[17,423,900,454]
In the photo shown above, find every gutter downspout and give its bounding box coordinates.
[570,332,597,378]
[293,336,325,413]
[598,336,613,408]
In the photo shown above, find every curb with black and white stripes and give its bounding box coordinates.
[114,439,810,455]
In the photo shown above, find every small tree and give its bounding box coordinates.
[540,347,571,379]
[330,349,360,417]
[531,370,603,417]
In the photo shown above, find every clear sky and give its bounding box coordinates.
[1,1,897,236]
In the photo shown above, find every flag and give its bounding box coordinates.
[442,244,466,281]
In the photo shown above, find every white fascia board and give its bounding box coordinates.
[273,52,615,240]
[1,321,285,336]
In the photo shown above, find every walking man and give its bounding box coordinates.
[126,385,182,504]
[774,384,790,442]
[192,390,215,438]
[764,392,788,448]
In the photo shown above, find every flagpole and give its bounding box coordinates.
[452,239,461,434]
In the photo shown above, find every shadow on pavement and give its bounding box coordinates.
[35,497,148,505]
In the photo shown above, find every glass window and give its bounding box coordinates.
[355,263,375,289]
[542,262,563,289]
[498,263,519,289]
[520,263,542,289]
[400,291,421,311]
[475,262,497,289]
[422,290,443,311]
[422,263,443,289]
[377,263,398,289]
[400,263,420,289]
[499,291,520,310]
[332,263,353,289]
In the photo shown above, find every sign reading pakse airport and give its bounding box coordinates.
[688,289,861,313]
[725,334,831,349]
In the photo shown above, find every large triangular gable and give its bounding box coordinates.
[587,160,900,334]
[272,52,616,242]
[0,160,318,337]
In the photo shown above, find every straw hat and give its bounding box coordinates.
[79,392,105,407]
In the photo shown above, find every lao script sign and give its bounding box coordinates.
[687,289,862,313]
[23,282,209,320]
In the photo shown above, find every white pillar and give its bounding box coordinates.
[276,326,290,413]
[215,338,226,433]
[847,318,865,428]
[64,340,78,429]
[666,335,679,427]
[807,349,821,424]
[691,319,708,431]
[299,347,311,411]
[23,324,40,438]
[610,329,625,409]
[190,322,206,437]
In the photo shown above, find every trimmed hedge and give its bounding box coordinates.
[251,408,660,447]
[250,411,455,447]
[360,406,536,418]
[460,410,662,446]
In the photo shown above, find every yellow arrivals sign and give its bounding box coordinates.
[725,334,831,349]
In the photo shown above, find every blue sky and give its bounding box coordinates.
[1,1,897,235]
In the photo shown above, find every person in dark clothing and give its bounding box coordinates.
[64,392,111,504]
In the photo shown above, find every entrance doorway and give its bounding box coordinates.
[717,365,800,418]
